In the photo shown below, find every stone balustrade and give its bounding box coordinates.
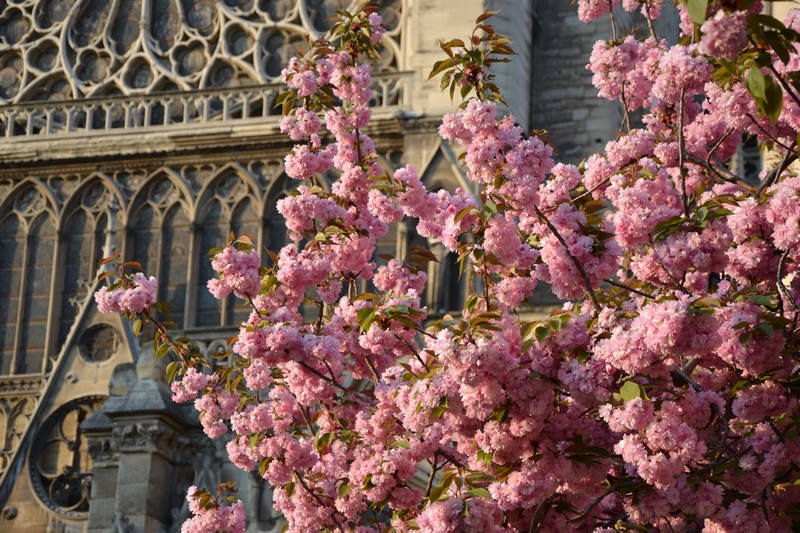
[0,72,410,139]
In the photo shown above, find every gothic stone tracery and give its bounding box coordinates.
[0,0,402,104]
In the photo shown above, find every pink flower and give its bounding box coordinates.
[208,246,261,301]
[699,11,748,60]
[94,273,158,315]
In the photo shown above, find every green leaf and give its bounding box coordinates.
[477,449,494,466]
[620,381,644,402]
[757,322,775,337]
[748,14,787,31]
[157,342,170,359]
[428,58,457,80]
[747,67,767,102]
[165,361,180,384]
[429,483,448,503]
[466,487,491,499]
[198,492,212,509]
[750,294,773,306]
[534,324,550,343]
[685,0,708,25]
[258,457,270,477]
[357,306,376,332]
[338,482,350,498]
[762,77,784,123]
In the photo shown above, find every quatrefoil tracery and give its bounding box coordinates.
[0,0,403,105]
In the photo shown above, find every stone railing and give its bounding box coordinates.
[0,72,411,139]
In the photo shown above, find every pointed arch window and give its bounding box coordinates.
[0,187,56,375]
[129,177,190,329]
[195,172,261,328]
[58,182,120,351]
[264,174,295,263]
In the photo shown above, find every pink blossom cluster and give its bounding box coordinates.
[171,367,218,403]
[95,272,157,314]
[181,487,245,533]
[282,58,321,98]
[97,5,800,531]
[207,245,261,300]
[279,108,321,141]
[276,186,348,239]
[699,10,748,60]
[577,0,620,23]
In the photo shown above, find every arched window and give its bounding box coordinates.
[0,214,24,374]
[160,205,191,328]
[195,172,261,328]
[0,186,57,376]
[59,182,118,351]
[130,177,190,328]
[19,214,56,374]
[264,174,295,264]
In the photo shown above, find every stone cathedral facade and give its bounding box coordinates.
[0,1,625,531]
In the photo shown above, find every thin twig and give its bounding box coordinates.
[746,113,798,155]
[393,332,430,371]
[682,357,699,376]
[768,63,800,110]
[533,205,600,310]
[295,471,344,532]
[685,153,751,189]
[777,251,800,335]
[298,360,371,402]
[620,84,631,133]
[604,278,654,299]
[425,454,440,497]
[758,144,798,195]
[436,448,465,469]
[529,496,554,532]
[571,174,613,205]
[670,366,702,392]
[363,355,380,384]
[569,488,614,523]
[677,88,689,218]
[644,2,658,40]
[649,242,691,295]
[608,0,618,42]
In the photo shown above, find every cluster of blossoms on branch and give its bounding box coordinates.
[97,1,800,531]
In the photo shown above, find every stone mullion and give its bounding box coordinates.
[184,222,200,328]
[257,202,266,268]
[10,232,30,375]
[154,211,165,297]
[43,226,67,372]
[220,211,234,327]
[88,212,103,286]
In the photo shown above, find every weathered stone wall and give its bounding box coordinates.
[490,0,535,131]
[530,1,619,165]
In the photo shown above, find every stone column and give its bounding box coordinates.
[85,349,197,533]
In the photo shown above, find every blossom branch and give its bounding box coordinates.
[533,204,599,309]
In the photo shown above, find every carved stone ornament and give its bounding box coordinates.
[0,0,402,105]
[0,394,36,477]
[109,511,133,533]
[86,436,119,467]
[112,420,190,462]
[28,395,106,520]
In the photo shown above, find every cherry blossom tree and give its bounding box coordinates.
[97,1,800,531]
